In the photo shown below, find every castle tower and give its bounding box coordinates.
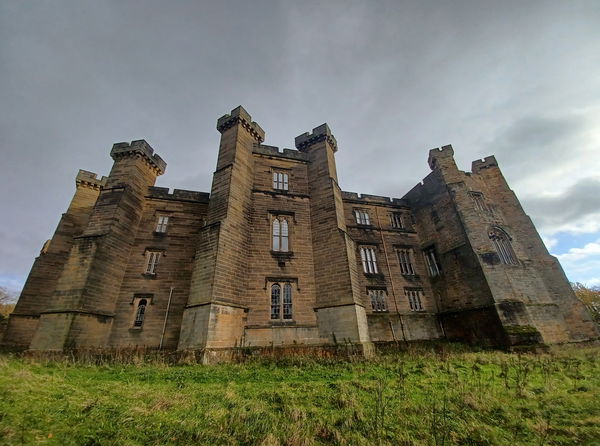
[2,170,106,348]
[295,125,372,351]
[178,106,264,356]
[29,140,165,350]
[405,145,599,346]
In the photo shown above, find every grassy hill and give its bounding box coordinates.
[0,344,598,445]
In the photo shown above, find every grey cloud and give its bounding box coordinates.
[1,1,600,290]
[522,177,600,232]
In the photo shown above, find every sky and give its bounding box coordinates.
[1,0,599,294]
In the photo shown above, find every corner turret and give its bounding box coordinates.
[295,123,338,152]
[217,105,265,143]
[428,144,456,170]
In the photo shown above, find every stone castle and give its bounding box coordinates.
[3,106,598,359]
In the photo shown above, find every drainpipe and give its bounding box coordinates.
[159,287,174,350]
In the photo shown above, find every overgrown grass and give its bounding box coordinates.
[0,344,599,445]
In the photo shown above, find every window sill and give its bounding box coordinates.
[142,273,158,279]
[153,231,167,236]
[271,251,294,259]
[364,273,384,279]
[129,326,143,331]
[270,320,296,326]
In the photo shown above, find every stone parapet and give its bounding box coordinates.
[147,187,210,203]
[341,191,408,207]
[295,123,338,152]
[75,170,107,190]
[110,140,166,175]
[252,143,309,161]
[471,156,499,173]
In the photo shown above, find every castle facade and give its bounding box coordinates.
[3,106,598,358]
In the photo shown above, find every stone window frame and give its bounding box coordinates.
[143,248,164,276]
[395,247,416,276]
[359,245,379,274]
[423,245,441,277]
[271,167,290,192]
[269,281,294,321]
[470,191,493,216]
[354,208,371,226]
[130,294,153,330]
[368,287,389,313]
[489,226,518,265]
[155,215,170,233]
[404,287,425,312]
[390,212,404,229]
[270,213,293,254]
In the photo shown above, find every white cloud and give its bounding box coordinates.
[556,240,600,262]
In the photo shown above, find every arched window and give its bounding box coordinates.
[489,227,518,265]
[134,299,147,327]
[271,282,293,320]
[271,284,281,319]
[272,216,289,252]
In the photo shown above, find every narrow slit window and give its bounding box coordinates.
[134,299,147,327]
[270,284,281,319]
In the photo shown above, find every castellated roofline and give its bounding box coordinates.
[216,105,265,143]
[75,169,107,190]
[110,139,166,175]
[295,123,338,152]
[471,156,499,173]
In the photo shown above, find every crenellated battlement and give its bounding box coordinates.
[217,106,265,143]
[427,144,454,170]
[471,156,498,173]
[147,187,210,203]
[295,123,338,152]
[110,140,166,175]
[341,191,408,207]
[252,143,309,162]
[75,169,107,190]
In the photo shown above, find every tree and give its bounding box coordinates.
[572,282,600,325]
[0,286,17,321]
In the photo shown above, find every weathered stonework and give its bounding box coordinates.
[3,107,598,358]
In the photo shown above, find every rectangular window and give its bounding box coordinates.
[360,246,379,274]
[423,247,441,277]
[144,251,161,275]
[272,171,289,191]
[369,289,388,312]
[354,209,371,225]
[405,288,424,311]
[396,248,415,275]
[155,216,169,233]
[390,212,404,229]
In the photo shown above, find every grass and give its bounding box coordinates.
[0,344,599,445]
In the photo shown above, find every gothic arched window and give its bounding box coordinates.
[271,282,293,320]
[272,216,290,252]
[134,299,147,327]
[489,227,518,265]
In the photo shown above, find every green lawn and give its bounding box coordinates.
[0,344,598,445]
